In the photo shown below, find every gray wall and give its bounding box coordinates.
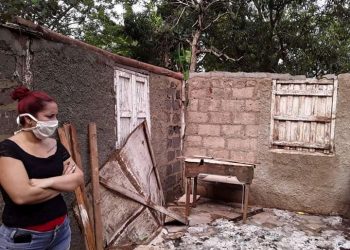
[0,26,183,249]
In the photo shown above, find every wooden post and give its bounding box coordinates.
[243,184,250,223]
[192,177,198,208]
[89,123,104,250]
[185,177,191,219]
[58,127,96,250]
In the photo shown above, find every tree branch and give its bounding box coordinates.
[203,12,228,31]
[199,46,243,62]
[172,6,188,29]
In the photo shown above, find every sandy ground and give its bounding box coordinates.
[139,208,350,250]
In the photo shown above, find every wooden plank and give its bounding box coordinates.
[270,80,277,146]
[291,84,299,142]
[185,178,191,218]
[243,185,250,223]
[70,125,94,227]
[273,115,331,122]
[274,89,333,96]
[100,177,187,225]
[143,122,165,207]
[88,123,104,250]
[58,128,96,250]
[330,79,338,152]
[272,140,330,149]
[277,79,334,84]
[296,84,305,150]
[117,122,164,216]
[285,84,293,149]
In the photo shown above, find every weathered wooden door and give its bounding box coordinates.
[114,67,150,147]
[270,78,338,154]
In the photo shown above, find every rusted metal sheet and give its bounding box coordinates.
[99,122,166,248]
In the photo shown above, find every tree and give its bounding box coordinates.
[0,0,121,37]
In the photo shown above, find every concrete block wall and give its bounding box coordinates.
[185,74,260,163]
[184,72,350,217]
[149,74,183,202]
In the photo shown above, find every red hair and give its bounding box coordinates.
[11,86,55,123]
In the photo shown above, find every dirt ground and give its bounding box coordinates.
[137,201,350,250]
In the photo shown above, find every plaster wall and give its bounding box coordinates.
[0,26,183,249]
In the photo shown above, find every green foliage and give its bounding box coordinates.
[2,0,350,76]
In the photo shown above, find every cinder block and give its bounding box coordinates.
[245,125,259,138]
[188,99,198,111]
[207,149,230,159]
[198,99,221,112]
[186,135,202,147]
[185,123,198,135]
[233,112,257,125]
[189,79,211,90]
[209,112,231,124]
[167,151,175,161]
[232,87,255,99]
[185,147,207,156]
[187,112,209,123]
[203,137,225,148]
[190,88,209,99]
[221,125,244,137]
[230,150,256,163]
[227,138,257,151]
[221,100,244,111]
[172,137,181,148]
[198,124,220,136]
[211,87,231,99]
[244,100,260,112]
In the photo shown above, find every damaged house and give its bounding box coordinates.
[1,17,350,249]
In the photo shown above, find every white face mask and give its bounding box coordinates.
[15,113,58,140]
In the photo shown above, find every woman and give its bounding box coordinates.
[0,86,84,249]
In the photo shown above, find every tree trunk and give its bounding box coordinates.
[189,29,201,72]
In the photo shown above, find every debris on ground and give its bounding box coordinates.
[140,208,350,250]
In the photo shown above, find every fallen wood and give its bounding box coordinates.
[58,127,96,250]
[88,123,104,250]
[100,177,187,225]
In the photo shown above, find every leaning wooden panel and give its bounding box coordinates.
[117,122,164,220]
[98,121,166,248]
[99,159,144,245]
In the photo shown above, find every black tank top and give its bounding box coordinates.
[0,139,70,227]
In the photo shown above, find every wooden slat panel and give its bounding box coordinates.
[274,115,331,122]
[272,140,330,149]
[269,80,277,144]
[120,118,131,146]
[272,79,336,152]
[330,80,338,151]
[290,84,300,142]
[274,89,333,96]
[277,79,334,84]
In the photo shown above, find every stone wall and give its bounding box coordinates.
[184,72,350,216]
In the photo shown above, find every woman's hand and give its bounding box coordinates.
[63,161,77,175]
[30,178,53,189]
